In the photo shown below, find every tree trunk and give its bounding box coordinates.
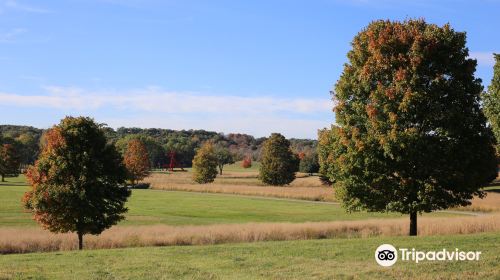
[219,165,223,175]
[78,232,83,250]
[409,211,417,236]
[1,174,4,182]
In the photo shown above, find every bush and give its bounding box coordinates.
[242,156,252,168]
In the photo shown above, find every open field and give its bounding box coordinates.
[1,176,420,228]
[146,170,335,201]
[0,232,498,279]
[2,176,500,254]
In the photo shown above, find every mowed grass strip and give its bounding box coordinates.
[0,233,498,279]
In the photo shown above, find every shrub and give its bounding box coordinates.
[242,156,252,168]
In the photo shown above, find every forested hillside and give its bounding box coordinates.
[0,125,317,168]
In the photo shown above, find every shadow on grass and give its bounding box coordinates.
[0,180,28,186]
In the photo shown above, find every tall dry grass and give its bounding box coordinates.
[145,173,335,201]
[1,214,499,254]
[452,192,500,212]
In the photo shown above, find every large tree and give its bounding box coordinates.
[323,19,498,236]
[192,142,218,184]
[484,53,500,158]
[123,139,150,185]
[259,133,299,186]
[22,116,130,249]
[0,143,20,182]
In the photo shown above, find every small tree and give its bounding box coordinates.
[214,145,235,175]
[242,156,252,168]
[22,116,130,250]
[192,142,218,183]
[0,144,20,181]
[325,19,498,236]
[123,139,150,185]
[299,151,320,175]
[259,133,299,186]
[484,53,500,159]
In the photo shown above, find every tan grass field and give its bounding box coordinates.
[451,192,500,212]
[145,172,335,201]
[1,214,499,254]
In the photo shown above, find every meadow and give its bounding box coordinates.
[147,161,334,201]
[0,232,498,279]
[1,172,499,254]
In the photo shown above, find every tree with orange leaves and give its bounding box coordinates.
[323,19,497,236]
[123,139,150,185]
[22,116,130,250]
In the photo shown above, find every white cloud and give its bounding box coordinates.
[469,51,498,67]
[0,86,334,138]
[0,86,332,114]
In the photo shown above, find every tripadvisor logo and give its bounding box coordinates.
[375,244,482,267]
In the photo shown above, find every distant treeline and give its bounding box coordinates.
[0,125,317,168]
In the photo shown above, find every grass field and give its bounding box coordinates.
[0,178,357,227]
[0,232,498,279]
[1,175,499,254]
[146,167,334,201]
[0,175,459,228]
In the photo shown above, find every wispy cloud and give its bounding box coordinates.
[0,86,333,138]
[2,0,51,13]
[0,28,27,43]
[469,51,498,67]
[0,86,332,114]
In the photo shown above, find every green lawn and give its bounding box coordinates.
[0,232,498,279]
[0,176,457,227]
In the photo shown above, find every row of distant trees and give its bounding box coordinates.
[0,125,318,171]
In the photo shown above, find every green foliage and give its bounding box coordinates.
[0,125,42,165]
[484,53,500,158]
[0,143,20,181]
[192,142,218,184]
[259,133,299,186]
[22,116,130,249]
[326,20,498,234]
[1,125,318,169]
[214,145,235,175]
[299,151,319,175]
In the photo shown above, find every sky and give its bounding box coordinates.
[0,0,498,139]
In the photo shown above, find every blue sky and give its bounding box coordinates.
[0,0,498,138]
